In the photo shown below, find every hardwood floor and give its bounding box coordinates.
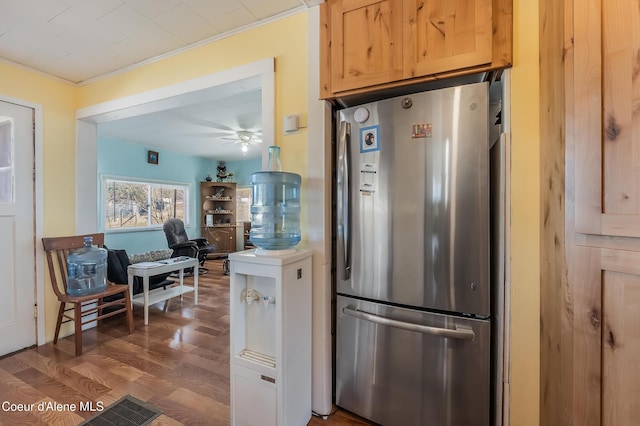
[0,259,372,426]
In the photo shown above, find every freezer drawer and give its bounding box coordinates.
[336,295,490,426]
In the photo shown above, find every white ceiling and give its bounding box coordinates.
[98,79,265,161]
[0,0,313,84]
[0,0,321,161]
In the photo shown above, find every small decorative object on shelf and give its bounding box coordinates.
[205,174,212,182]
[216,161,234,182]
[214,188,225,198]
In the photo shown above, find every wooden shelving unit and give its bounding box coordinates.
[200,181,237,256]
[242,221,254,250]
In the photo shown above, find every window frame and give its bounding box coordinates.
[100,174,191,233]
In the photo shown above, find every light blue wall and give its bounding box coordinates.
[224,158,262,186]
[98,137,262,254]
[98,136,211,254]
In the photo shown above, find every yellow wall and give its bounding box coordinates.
[510,0,540,424]
[77,13,308,180]
[2,6,542,422]
[0,63,77,235]
[0,11,309,343]
[77,11,310,251]
[0,62,79,340]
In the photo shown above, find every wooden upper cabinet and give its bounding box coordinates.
[574,0,640,237]
[320,0,511,98]
[403,0,493,79]
[329,0,403,92]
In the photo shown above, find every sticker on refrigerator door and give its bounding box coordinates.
[411,123,432,139]
[360,125,380,153]
[360,163,378,174]
[359,163,377,193]
[359,179,375,194]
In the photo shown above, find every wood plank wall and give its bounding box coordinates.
[539,0,572,425]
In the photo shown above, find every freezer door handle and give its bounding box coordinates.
[337,121,351,280]
[343,306,476,340]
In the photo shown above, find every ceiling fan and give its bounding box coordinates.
[223,130,263,153]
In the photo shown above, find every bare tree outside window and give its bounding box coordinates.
[103,178,188,230]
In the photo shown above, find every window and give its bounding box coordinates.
[236,186,252,223]
[0,117,14,203]
[102,176,189,231]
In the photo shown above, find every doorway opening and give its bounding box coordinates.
[75,58,275,234]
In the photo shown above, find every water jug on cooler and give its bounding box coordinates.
[249,146,301,254]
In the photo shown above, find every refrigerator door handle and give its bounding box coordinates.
[337,121,351,280]
[343,306,476,340]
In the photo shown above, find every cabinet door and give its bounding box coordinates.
[403,0,493,79]
[601,251,640,426]
[568,0,640,424]
[204,227,234,254]
[574,0,640,236]
[329,0,403,92]
[232,364,277,426]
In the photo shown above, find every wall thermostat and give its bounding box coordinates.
[284,114,300,133]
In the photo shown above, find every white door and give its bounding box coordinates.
[0,100,36,355]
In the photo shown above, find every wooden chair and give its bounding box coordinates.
[42,233,134,356]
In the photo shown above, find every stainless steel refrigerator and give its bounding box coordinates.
[335,82,491,426]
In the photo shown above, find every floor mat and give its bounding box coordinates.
[80,395,162,426]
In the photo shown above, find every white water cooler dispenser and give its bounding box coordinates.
[229,249,312,426]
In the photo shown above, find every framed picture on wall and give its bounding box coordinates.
[148,150,159,165]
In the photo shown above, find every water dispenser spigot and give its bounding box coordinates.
[262,296,276,307]
[245,289,260,304]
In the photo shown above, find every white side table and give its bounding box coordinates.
[229,249,312,426]
[127,256,199,325]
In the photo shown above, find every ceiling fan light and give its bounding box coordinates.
[241,143,248,153]
[237,130,253,143]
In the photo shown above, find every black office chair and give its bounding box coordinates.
[163,218,216,274]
